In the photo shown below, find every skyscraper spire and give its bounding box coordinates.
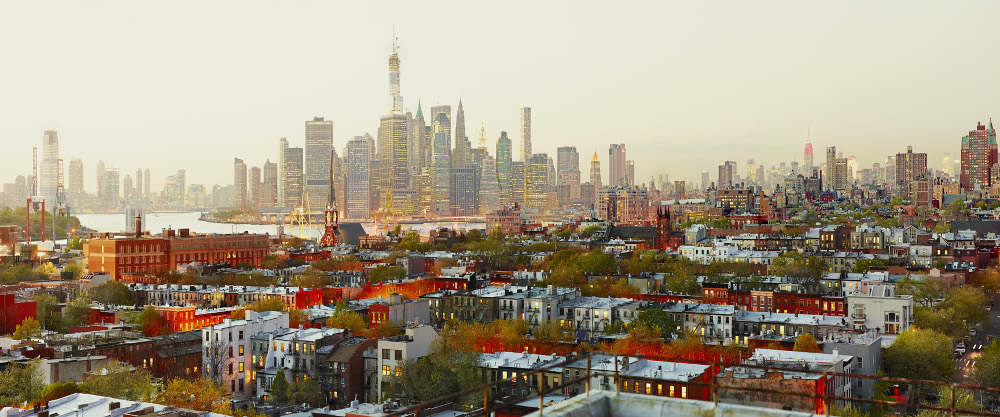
[479,123,486,149]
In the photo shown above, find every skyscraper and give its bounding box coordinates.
[68,158,84,195]
[414,101,430,171]
[262,160,277,207]
[895,146,928,193]
[702,171,710,191]
[718,161,734,190]
[558,145,581,198]
[450,167,478,216]
[520,107,531,162]
[496,131,513,207]
[96,160,105,198]
[609,144,626,186]
[378,113,409,210]
[278,137,289,207]
[122,175,134,201]
[283,147,304,209]
[143,168,150,201]
[389,32,403,115]
[40,130,60,201]
[345,136,371,220]
[431,113,451,215]
[234,158,248,210]
[525,153,548,210]
[511,161,525,207]
[625,160,635,186]
[305,117,334,212]
[249,166,261,210]
[135,168,143,199]
[163,170,185,208]
[590,151,602,189]
[479,155,500,214]
[960,121,998,191]
[804,131,814,172]
[453,99,471,169]
[942,153,952,176]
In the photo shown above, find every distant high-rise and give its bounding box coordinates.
[942,153,952,176]
[68,158,84,195]
[450,167,478,216]
[625,160,635,186]
[511,161,525,207]
[702,171,710,191]
[960,121,998,191]
[99,168,120,206]
[234,158,248,210]
[122,175,134,201]
[609,144,626,186]
[431,105,452,157]
[305,117,334,212]
[557,146,581,197]
[525,153,549,210]
[345,136,371,220]
[143,169,150,201]
[278,137,289,207]
[135,168,143,199]
[590,151,602,189]
[895,146,928,193]
[163,170,185,207]
[378,113,409,210]
[96,160,105,197]
[249,166,261,210]
[262,160,277,207]
[718,161,735,190]
[520,107,531,162]
[414,101,430,171]
[804,131,814,171]
[479,155,500,214]
[40,130,60,201]
[496,131,513,207]
[283,147,304,209]
[389,32,403,114]
[431,113,451,215]
[453,99,471,169]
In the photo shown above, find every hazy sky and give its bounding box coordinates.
[3,1,1000,194]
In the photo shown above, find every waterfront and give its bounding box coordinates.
[75,212,485,239]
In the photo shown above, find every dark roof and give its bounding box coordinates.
[337,222,368,246]
[950,220,1000,236]
[605,225,657,240]
[152,330,201,346]
[157,343,201,358]
[327,336,373,362]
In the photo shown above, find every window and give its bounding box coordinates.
[670,386,675,396]
[239,362,244,372]
[228,347,233,358]
[645,383,651,395]
[239,345,244,356]
[383,349,390,359]
[657,384,663,395]
[857,357,863,369]
[382,365,391,376]
[395,367,402,377]
[239,330,244,340]
[228,363,233,375]
[395,350,402,360]
[681,386,687,398]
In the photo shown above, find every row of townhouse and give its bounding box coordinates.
[251,326,349,401]
[702,282,848,316]
[201,310,289,398]
[131,283,323,309]
[477,351,713,402]
[677,241,781,265]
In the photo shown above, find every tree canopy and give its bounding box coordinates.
[792,332,820,353]
[885,328,954,383]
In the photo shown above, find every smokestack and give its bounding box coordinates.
[135,215,142,238]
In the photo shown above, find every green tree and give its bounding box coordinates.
[91,281,135,306]
[370,264,406,283]
[972,339,1000,396]
[286,377,324,407]
[287,237,304,250]
[393,232,430,252]
[36,262,58,277]
[83,361,156,401]
[769,252,825,290]
[792,332,820,353]
[0,359,44,406]
[630,308,676,338]
[66,236,88,251]
[62,294,93,328]
[576,248,617,275]
[325,308,367,334]
[270,369,289,403]
[37,381,85,402]
[913,286,989,338]
[915,386,981,417]
[533,319,576,343]
[290,268,330,288]
[853,258,888,273]
[33,293,61,331]
[12,317,42,339]
[246,297,288,312]
[135,306,171,337]
[885,328,954,386]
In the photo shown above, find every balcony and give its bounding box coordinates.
[850,312,866,320]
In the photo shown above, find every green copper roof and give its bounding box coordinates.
[415,99,423,118]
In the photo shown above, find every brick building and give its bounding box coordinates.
[86,229,270,279]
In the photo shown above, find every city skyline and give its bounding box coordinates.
[2,1,1000,192]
